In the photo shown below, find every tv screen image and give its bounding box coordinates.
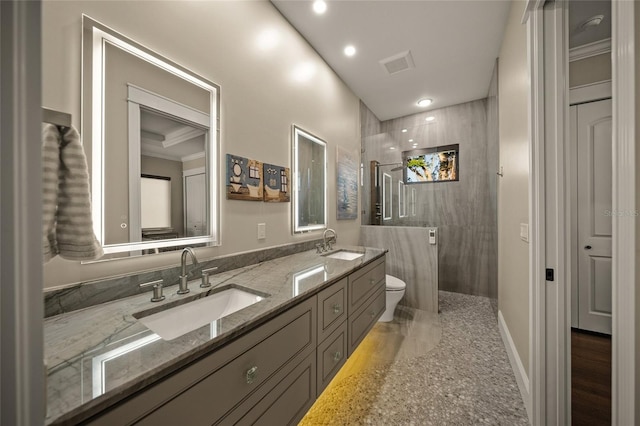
[404,144,459,183]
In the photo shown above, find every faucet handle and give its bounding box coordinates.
[200,267,219,288]
[140,279,165,302]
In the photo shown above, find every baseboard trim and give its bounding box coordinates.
[498,310,531,423]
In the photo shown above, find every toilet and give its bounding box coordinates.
[378,274,406,322]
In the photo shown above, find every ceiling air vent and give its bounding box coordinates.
[379,50,415,75]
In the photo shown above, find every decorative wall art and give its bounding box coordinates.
[226,154,263,201]
[336,145,358,220]
[263,163,290,202]
[403,144,459,183]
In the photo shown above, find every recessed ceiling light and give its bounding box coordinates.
[578,14,604,31]
[390,147,396,150]
[409,139,414,142]
[413,144,418,148]
[417,98,432,107]
[344,45,356,57]
[401,128,408,133]
[313,0,327,14]
[425,116,435,122]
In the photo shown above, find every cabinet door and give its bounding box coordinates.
[138,303,315,425]
[230,352,316,426]
[348,258,385,313]
[317,321,347,394]
[348,287,385,356]
[317,278,347,343]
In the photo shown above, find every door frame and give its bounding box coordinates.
[524,0,636,424]
[0,1,46,424]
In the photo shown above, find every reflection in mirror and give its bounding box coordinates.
[411,187,417,216]
[398,180,406,218]
[383,173,392,221]
[293,265,326,296]
[82,16,219,257]
[293,126,327,233]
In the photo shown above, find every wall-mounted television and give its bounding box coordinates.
[403,144,459,183]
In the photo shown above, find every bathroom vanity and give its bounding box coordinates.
[44,247,386,425]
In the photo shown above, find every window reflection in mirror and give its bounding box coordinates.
[82,16,219,257]
[293,126,327,233]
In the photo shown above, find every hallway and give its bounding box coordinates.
[300,291,528,425]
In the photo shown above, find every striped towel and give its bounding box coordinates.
[42,124,103,262]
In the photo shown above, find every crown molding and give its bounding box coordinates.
[569,38,611,62]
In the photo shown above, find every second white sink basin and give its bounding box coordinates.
[134,285,267,341]
[324,250,364,261]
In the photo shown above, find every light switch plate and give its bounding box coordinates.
[257,223,266,240]
[520,223,529,242]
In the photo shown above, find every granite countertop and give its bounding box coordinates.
[44,246,386,425]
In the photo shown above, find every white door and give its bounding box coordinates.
[576,98,612,334]
[184,172,206,237]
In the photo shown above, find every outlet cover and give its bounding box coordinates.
[520,223,529,242]
[257,223,266,240]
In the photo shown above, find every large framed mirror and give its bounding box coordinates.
[292,126,327,233]
[82,16,219,257]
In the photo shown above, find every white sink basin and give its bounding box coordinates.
[134,286,267,341]
[324,250,364,261]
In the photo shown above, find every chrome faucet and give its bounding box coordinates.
[178,247,198,294]
[322,228,337,251]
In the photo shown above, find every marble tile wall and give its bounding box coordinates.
[360,98,498,298]
[360,226,438,313]
[44,239,323,317]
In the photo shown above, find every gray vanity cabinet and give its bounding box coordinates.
[86,297,317,426]
[84,255,386,426]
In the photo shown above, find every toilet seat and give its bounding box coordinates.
[385,274,406,291]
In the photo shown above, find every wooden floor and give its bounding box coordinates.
[571,328,611,426]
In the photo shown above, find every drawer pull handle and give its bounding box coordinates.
[333,351,342,362]
[369,278,375,285]
[369,311,376,318]
[332,304,341,314]
[245,366,258,384]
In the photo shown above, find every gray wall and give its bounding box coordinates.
[360,226,438,313]
[361,99,498,297]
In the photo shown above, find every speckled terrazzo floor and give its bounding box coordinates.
[299,291,529,426]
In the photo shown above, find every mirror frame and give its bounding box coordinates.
[292,125,327,234]
[82,15,220,255]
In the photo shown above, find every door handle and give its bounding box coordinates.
[584,245,592,250]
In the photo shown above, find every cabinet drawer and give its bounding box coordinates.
[348,287,385,356]
[135,299,316,425]
[317,278,347,343]
[316,321,347,395]
[348,258,385,313]
[229,352,316,426]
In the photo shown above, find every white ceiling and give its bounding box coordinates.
[272,1,611,122]
[272,0,511,121]
[569,0,611,48]
[140,109,205,161]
